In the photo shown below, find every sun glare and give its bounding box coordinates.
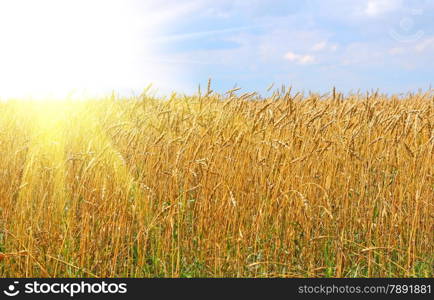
[0,0,158,100]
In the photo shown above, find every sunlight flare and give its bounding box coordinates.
[0,0,160,100]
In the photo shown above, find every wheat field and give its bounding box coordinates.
[0,88,433,277]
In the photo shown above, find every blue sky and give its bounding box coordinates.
[152,0,434,95]
[0,0,433,98]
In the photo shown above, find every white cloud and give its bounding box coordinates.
[364,0,402,17]
[388,36,434,56]
[155,24,268,43]
[389,47,406,55]
[330,44,339,52]
[311,41,339,52]
[415,37,434,52]
[284,52,315,64]
[299,55,316,64]
[312,41,327,51]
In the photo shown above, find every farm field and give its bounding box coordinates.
[0,89,433,278]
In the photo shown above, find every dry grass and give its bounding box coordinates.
[0,88,433,277]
